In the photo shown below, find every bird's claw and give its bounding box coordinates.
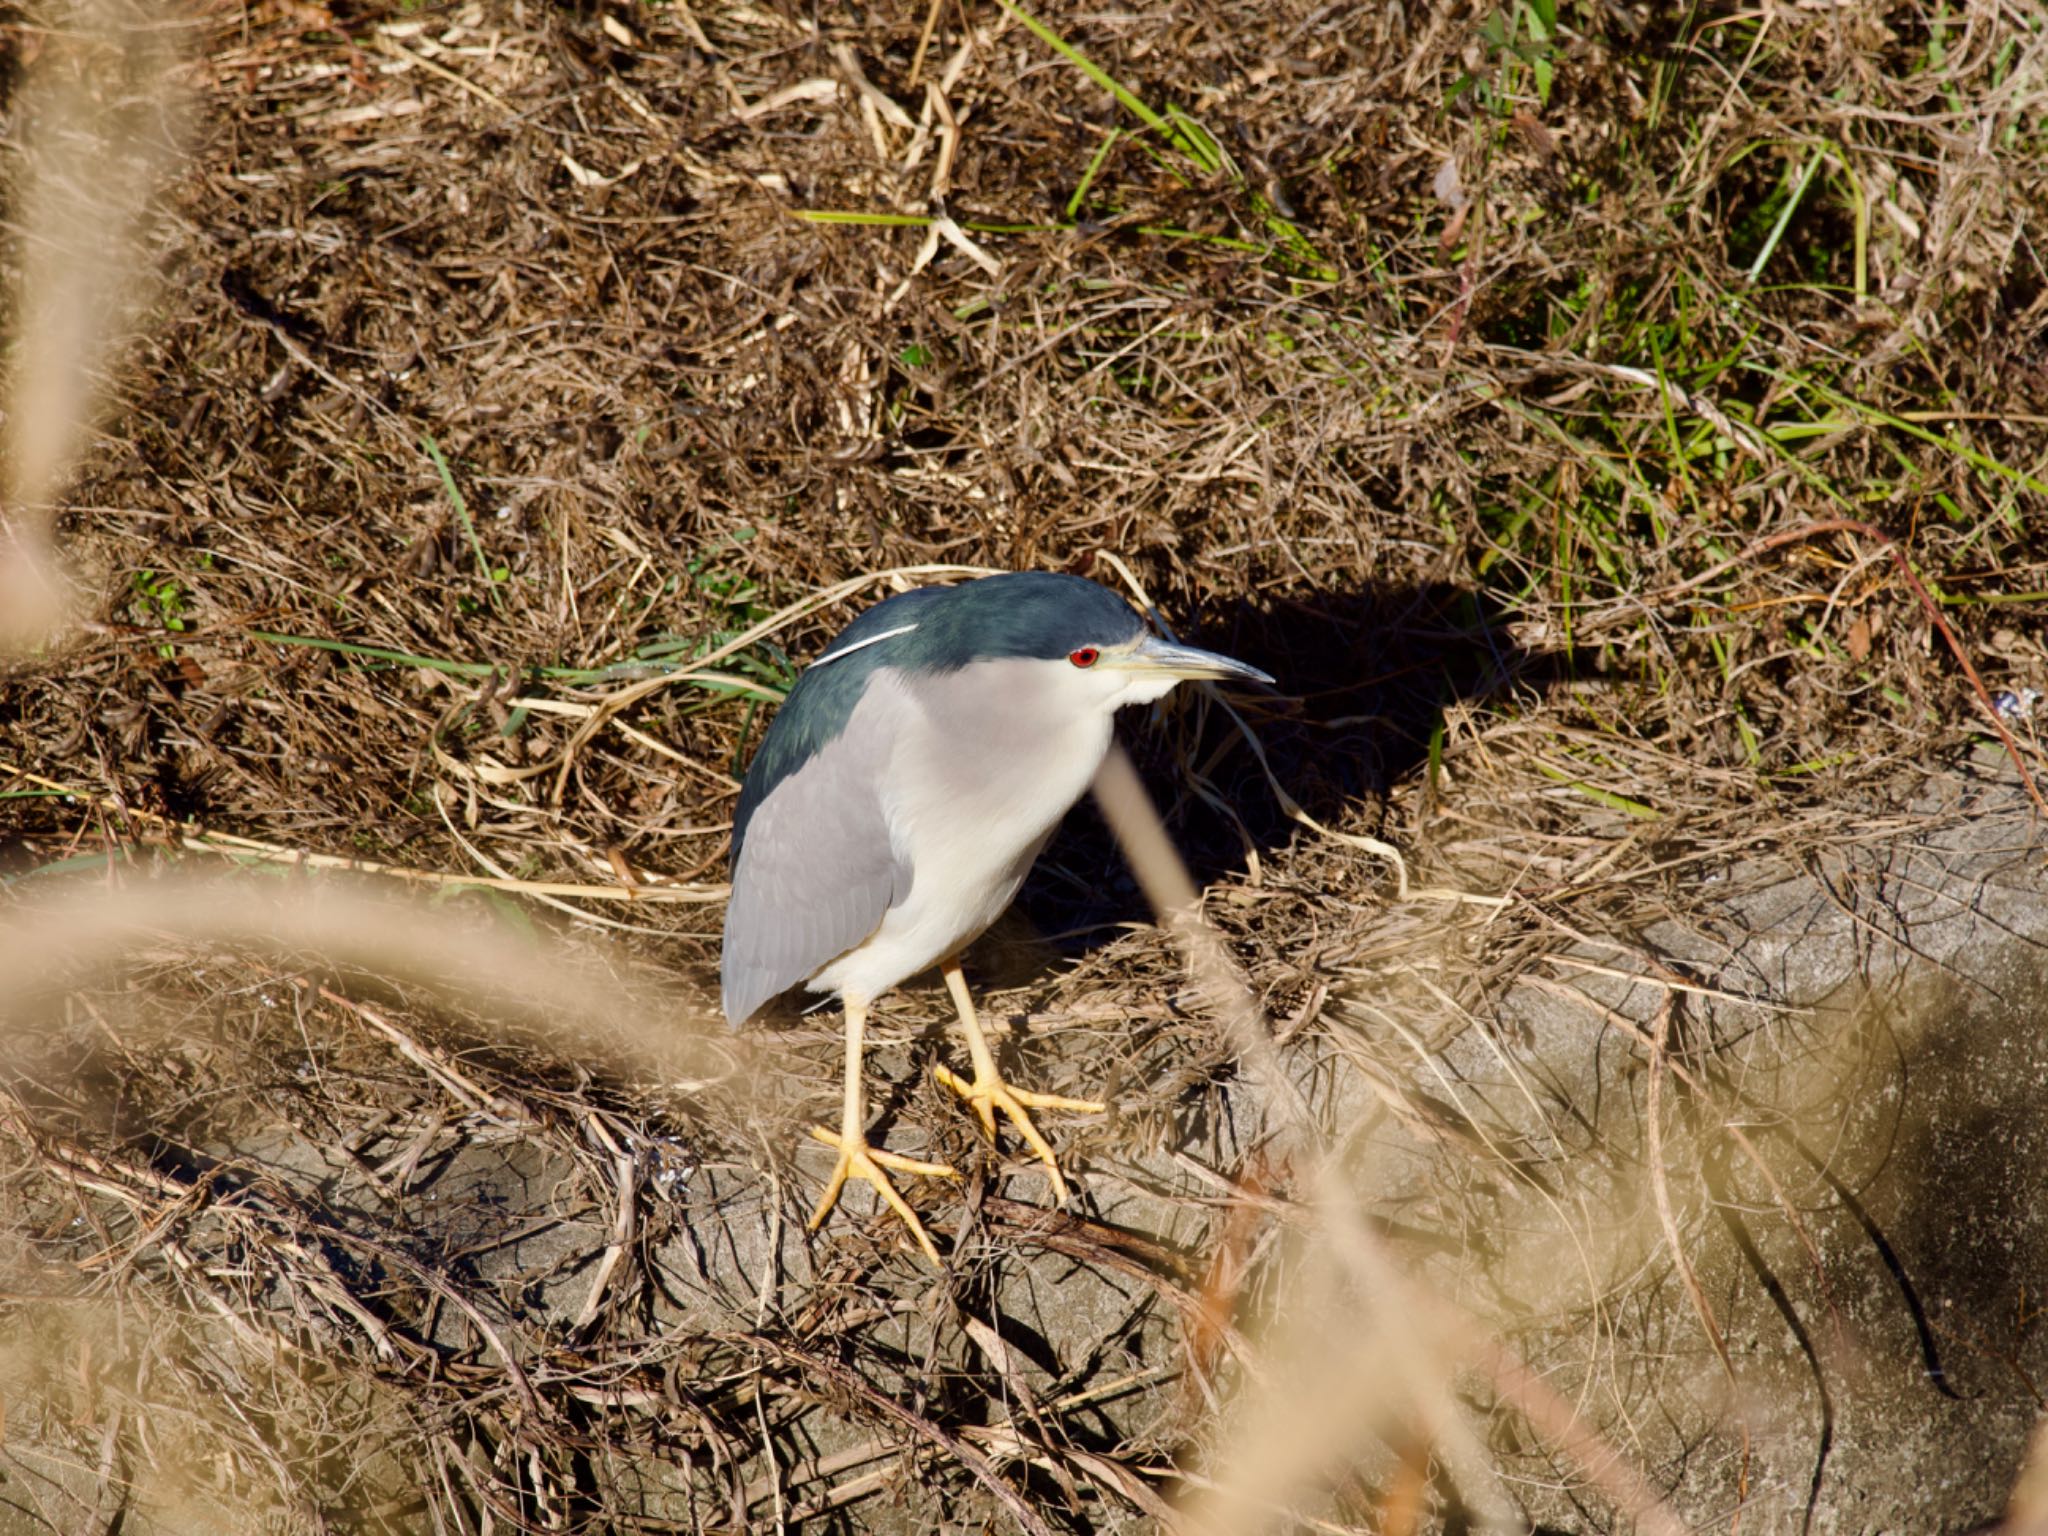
[931,1063,1104,1203]
[807,1126,957,1265]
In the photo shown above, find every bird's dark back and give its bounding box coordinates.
[729,585,946,866]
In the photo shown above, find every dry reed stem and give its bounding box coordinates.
[2009,1415,2048,1529]
[0,877,722,1078]
[1093,743,1689,1536]
[0,0,184,651]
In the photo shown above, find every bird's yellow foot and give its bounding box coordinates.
[932,1062,1105,1202]
[807,1126,957,1265]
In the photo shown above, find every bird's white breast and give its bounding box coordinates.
[807,660,1114,1006]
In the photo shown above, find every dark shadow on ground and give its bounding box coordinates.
[979,578,1569,986]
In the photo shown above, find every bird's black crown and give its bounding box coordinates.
[881,571,1144,670]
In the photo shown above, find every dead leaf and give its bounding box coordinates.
[1847,615,1872,662]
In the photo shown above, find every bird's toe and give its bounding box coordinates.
[932,1065,1102,1203]
[805,1126,955,1265]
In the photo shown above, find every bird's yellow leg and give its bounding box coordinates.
[931,961,1104,1202]
[808,998,957,1265]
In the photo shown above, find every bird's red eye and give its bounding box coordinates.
[1069,647,1099,668]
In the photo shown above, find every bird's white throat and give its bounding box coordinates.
[809,658,1133,1005]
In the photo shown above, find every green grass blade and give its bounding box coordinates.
[252,631,501,678]
[421,435,498,607]
[1066,128,1122,220]
[794,210,940,227]
[1534,760,1662,818]
[1811,384,2048,497]
[992,0,1206,166]
[248,630,788,700]
[1745,147,1821,283]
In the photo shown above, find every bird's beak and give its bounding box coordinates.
[1116,632,1275,686]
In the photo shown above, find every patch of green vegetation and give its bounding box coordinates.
[799,0,1336,281]
[1448,0,1558,113]
[633,533,802,768]
[130,568,189,658]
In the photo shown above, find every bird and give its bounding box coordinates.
[720,570,1273,1263]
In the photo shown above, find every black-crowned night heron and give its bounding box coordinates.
[721,571,1273,1262]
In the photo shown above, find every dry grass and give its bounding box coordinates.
[4,0,2048,1530]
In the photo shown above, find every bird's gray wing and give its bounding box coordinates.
[720,694,909,1026]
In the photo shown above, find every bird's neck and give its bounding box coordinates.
[885,662,1115,854]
